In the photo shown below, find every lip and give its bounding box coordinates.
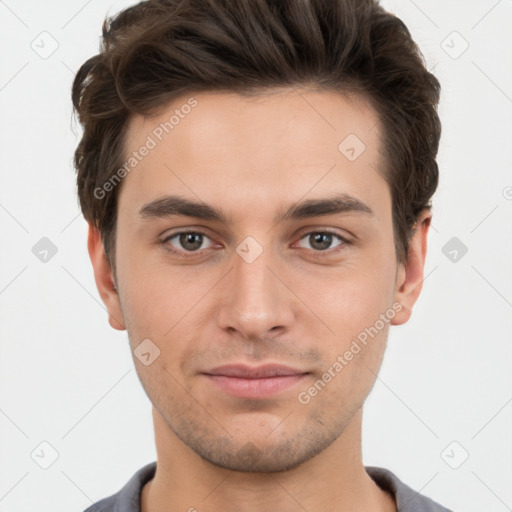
[204,363,308,378]
[201,364,310,399]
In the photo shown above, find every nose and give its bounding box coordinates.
[216,241,295,341]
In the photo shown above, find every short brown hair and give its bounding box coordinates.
[72,0,441,267]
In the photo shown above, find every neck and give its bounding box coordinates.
[141,407,396,512]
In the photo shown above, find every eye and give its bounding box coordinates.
[161,228,350,258]
[296,229,349,252]
[162,231,215,254]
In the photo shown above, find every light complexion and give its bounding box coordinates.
[88,88,431,512]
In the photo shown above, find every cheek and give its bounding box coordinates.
[299,257,396,343]
[118,251,219,362]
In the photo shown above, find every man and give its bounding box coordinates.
[72,0,450,510]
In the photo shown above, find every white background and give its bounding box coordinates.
[0,1,511,511]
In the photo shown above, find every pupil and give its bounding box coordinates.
[311,233,331,251]
[180,233,202,251]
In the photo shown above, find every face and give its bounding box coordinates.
[90,88,426,472]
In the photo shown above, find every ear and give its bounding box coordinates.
[87,224,126,331]
[390,209,432,326]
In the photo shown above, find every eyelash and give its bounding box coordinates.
[160,229,351,258]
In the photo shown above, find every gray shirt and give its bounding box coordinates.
[82,461,452,511]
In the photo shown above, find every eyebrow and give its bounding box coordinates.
[138,193,374,224]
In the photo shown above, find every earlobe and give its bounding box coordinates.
[390,210,432,326]
[87,224,126,331]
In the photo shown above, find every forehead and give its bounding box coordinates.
[119,88,388,222]
[125,87,381,155]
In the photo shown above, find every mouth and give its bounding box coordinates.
[201,363,310,399]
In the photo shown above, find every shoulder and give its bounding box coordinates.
[366,466,453,512]
[81,461,157,512]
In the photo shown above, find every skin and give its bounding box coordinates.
[88,88,431,512]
